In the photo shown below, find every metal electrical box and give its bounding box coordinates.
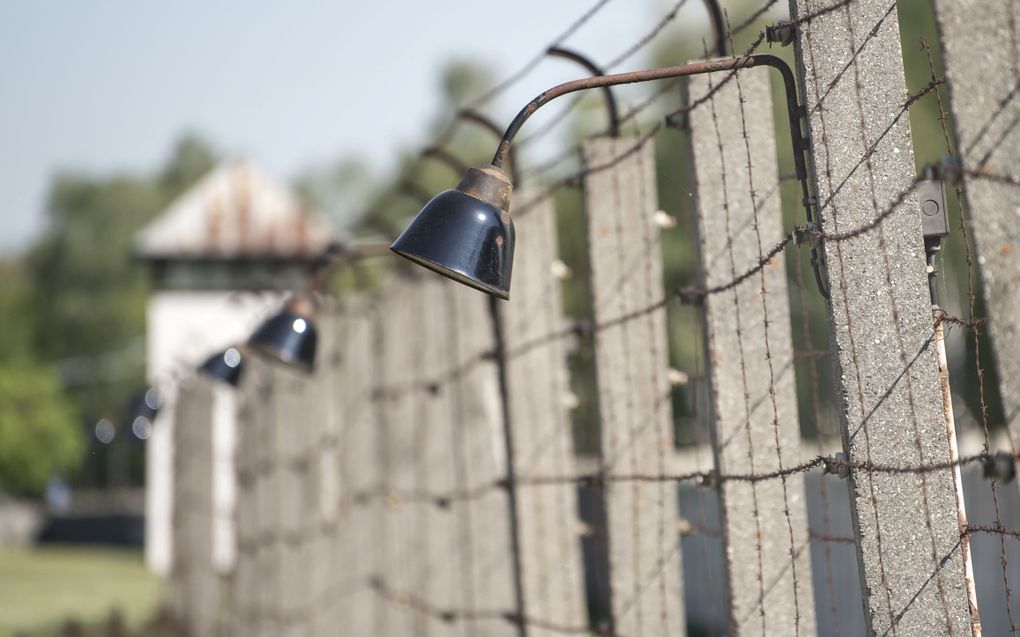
[918,179,949,239]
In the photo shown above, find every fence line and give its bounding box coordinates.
[169,378,221,637]
[162,1,1020,635]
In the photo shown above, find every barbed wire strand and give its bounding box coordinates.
[172,2,1020,635]
[702,53,769,634]
[728,17,806,630]
[922,36,1019,632]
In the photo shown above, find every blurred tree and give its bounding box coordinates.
[27,136,216,364]
[0,365,80,497]
[0,259,81,497]
[27,176,162,363]
[440,60,493,109]
[158,134,218,198]
[335,59,497,239]
[13,134,217,489]
[295,156,377,229]
[0,259,34,360]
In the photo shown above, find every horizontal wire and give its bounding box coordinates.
[342,161,1009,409]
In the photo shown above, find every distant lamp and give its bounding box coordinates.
[124,388,161,441]
[390,165,515,299]
[199,346,245,387]
[247,296,318,372]
[132,415,154,440]
[242,243,389,372]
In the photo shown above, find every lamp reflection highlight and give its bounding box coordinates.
[199,346,245,387]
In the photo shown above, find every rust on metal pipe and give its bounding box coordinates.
[546,46,620,138]
[934,311,983,637]
[487,53,826,298]
[458,108,521,184]
[491,54,812,217]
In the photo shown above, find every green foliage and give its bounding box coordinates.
[27,136,217,365]
[1,134,218,492]
[157,134,218,198]
[440,60,494,108]
[0,546,161,635]
[295,157,377,228]
[0,260,34,361]
[27,175,162,362]
[0,365,81,496]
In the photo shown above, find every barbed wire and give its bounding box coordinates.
[514,0,695,149]
[921,34,1020,632]
[463,0,619,111]
[329,451,1003,513]
[168,1,1020,635]
[363,162,1010,406]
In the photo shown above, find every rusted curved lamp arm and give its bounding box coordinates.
[546,46,620,138]
[488,53,827,298]
[457,109,521,184]
[492,55,807,213]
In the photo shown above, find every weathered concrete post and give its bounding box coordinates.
[446,281,520,637]
[789,0,975,633]
[582,138,686,636]
[328,297,384,636]
[500,194,588,636]
[689,65,816,636]
[169,377,219,637]
[230,362,262,636]
[369,275,517,636]
[376,279,428,635]
[411,276,471,637]
[933,0,1020,438]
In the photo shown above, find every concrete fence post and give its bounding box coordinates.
[789,0,976,633]
[933,0,1020,439]
[582,137,686,635]
[689,64,817,636]
[169,376,219,637]
[500,194,589,635]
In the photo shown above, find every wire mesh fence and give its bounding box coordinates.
[165,0,1020,634]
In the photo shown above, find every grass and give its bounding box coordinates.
[0,546,162,637]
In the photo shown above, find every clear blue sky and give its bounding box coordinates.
[0,1,742,254]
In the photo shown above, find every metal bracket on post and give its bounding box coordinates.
[919,179,950,241]
[919,177,949,308]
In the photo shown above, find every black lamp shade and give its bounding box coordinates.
[199,347,245,387]
[247,310,317,372]
[391,165,515,300]
[391,189,515,299]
